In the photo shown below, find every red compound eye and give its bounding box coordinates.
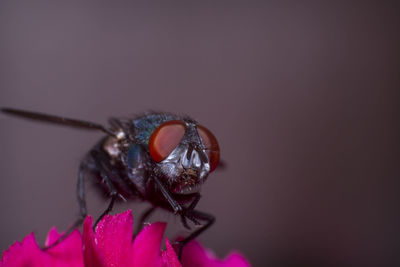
[149,120,186,162]
[197,124,220,172]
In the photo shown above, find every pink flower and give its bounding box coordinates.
[1,210,251,267]
[0,228,83,267]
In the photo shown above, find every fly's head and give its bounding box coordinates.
[148,119,220,195]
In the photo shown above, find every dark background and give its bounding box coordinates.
[0,1,399,266]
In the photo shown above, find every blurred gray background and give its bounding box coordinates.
[0,1,399,266]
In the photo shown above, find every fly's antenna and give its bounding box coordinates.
[1,107,116,137]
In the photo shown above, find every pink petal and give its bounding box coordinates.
[83,215,105,267]
[132,222,166,267]
[45,228,84,267]
[219,253,251,267]
[161,238,181,267]
[1,230,84,267]
[94,210,134,266]
[45,227,63,246]
[1,233,47,266]
[181,240,251,267]
[2,209,251,267]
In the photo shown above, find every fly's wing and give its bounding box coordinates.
[2,107,115,136]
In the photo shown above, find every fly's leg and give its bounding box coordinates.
[152,177,215,261]
[90,150,121,229]
[43,160,91,250]
[177,193,215,260]
[135,206,157,236]
[1,107,116,136]
[180,193,201,229]
[178,210,215,260]
[153,176,183,213]
[94,195,118,228]
[77,161,89,219]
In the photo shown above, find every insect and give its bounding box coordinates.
[1,107,221,259]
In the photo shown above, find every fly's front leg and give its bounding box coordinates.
[154,176,197,232]
[175,193,215,260]
[153,176,183,214]
[151,178,215,260]
[180,193,201,229]
[177,209,215,260]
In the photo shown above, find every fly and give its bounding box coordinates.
[1,107,221,259]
